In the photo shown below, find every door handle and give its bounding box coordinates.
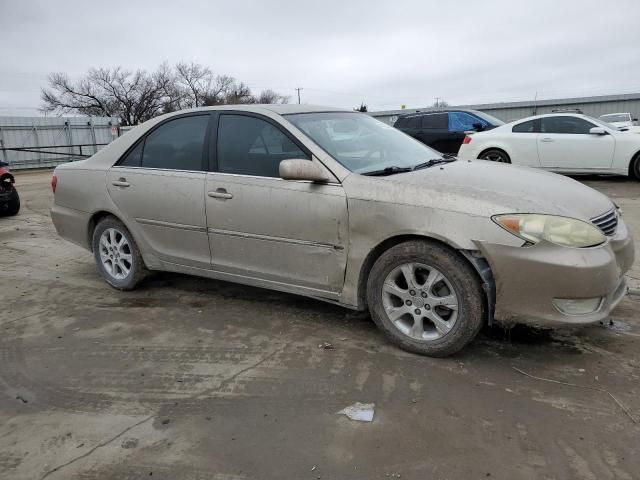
[112,178,130,187]
[540,137,554,143]
[208,189,233,200]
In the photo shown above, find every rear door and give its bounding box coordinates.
[416,113,449,153]
[205,112,348,294]
[107,114,212,269]
[397,115,422,141]
[538,116,615,170]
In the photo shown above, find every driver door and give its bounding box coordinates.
[538,116,615,170]
[205,112,348,294]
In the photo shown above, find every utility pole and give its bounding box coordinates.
[434,97,441,109]
[295,87,303,104]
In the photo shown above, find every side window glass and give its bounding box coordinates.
[421,113,448,129]
[141,115,209,171]
[406,116,421,129]
[512,120,537,133]
[119,141,143,167]
[541,116,594,134]
[217,115,309,178]
[448,112,486,132]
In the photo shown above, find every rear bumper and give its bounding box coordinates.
[477,218,635,327]
[51,204,92,250]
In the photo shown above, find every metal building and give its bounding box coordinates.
[370,92,640,125]
[0,116,119,169]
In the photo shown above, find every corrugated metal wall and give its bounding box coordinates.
[370,93,640,125]
[0,116,119,169]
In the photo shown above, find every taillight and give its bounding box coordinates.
[51,174,57,193]
[462,136,472,144]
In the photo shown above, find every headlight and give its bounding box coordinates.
[492,214,606,248]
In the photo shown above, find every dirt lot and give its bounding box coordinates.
[1,170,639,480]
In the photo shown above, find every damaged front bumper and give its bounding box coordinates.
[476,218,635,328]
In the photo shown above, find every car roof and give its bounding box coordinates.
[161,104,351,116]
[510,112,597,123]
[397,109,483,118]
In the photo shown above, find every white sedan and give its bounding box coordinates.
[457,113,640,179]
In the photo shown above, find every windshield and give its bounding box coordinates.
[285,112,444,173]
[586,115,619,130]
[470,110,505,126]
[599,113,631,124]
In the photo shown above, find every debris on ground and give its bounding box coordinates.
[311,465,317,471]
[121,437,139,449]
[318,342,334,350]
[336,402,375,422]
[512,366,637,424]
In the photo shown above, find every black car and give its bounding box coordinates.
[394,109,504,154]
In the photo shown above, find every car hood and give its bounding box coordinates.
[365,160,614,220]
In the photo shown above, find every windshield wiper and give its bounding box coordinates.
[412,157,456,171]
[362,166,413,176]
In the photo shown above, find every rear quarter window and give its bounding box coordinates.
[512,119,538,133]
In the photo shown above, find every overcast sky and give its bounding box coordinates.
[2,0,640,115]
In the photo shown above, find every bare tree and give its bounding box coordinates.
[431,99,450,109]
[354,102,368,112]
[254,89,290,104]
[41,66,171,126]
[174,61,213,108]
[41,62,289,124]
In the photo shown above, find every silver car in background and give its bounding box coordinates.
[51,105,635,356]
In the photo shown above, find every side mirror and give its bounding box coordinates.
[589,127,607,135]
[279,159,329,183]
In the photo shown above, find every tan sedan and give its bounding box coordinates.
[51,105,635,356]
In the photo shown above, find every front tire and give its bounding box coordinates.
[366,241,485,357]
[630,155,640,181]
[92,216,147,290]
[479,149,511,164]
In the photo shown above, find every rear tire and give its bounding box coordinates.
[479,149,511,164]
[92,216,147,290]
[366,240,485,357]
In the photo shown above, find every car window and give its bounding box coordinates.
[404,116,421,129]
[217,114,309,178]
[541,116,595,134]
[394,117,407,128]
[512,120,537,133]
[421,113,448,129]
[287,112,444,173]
[448,112,486,132]
[119,141,143,167]
[141,115,209,170]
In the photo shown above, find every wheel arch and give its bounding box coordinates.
[356,234,492,317]
[477,146,511,162]
[87,210,121,252]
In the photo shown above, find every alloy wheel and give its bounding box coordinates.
[99,228,133,280]
[381,262,459,341]
[482,151,508,163]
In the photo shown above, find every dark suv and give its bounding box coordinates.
[394,109,504,154]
